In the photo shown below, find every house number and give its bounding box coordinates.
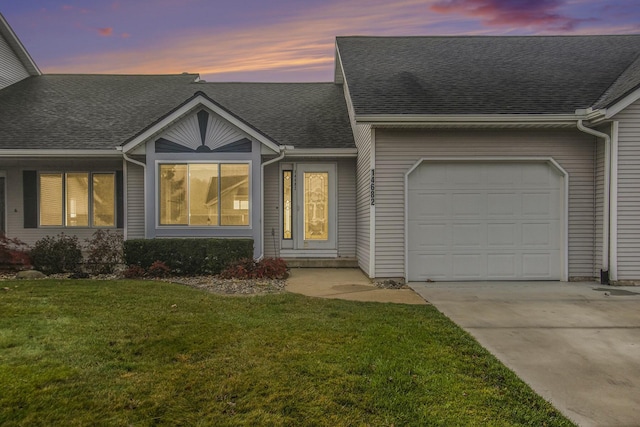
[370,168,375,205]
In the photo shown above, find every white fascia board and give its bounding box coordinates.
[0,149,121,157]
[284,148,357,157]
[0,14,41,75]
[604,86,640,119]
[356,113,590,126]
[121,95,281,154]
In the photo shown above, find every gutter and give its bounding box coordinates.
[259,145,292,260]
[576,120,611,284]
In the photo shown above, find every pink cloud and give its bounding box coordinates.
[98,27,113,37]
[121,33,131,39]
[430,0,590,31]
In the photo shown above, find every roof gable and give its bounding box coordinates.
[0,13,40,80]
[336,35,640,116]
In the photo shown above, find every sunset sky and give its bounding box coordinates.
[3,0,640,81]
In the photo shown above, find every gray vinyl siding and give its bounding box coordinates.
[340,64,371,273]
[374,128,597,279]
[0,158,123,246]
[0,33,29,90]
[594,138,605,277]
[338,158,356,257]
[125,162,145,239]
[263,161,279,258]
[612,99,640,279]
[355,124,372,274]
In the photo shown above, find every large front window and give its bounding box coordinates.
[39,172,116,227]
[159,163,249,226]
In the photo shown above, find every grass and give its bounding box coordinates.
[0,280,573,426]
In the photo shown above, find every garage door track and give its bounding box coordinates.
[410,281,640,427]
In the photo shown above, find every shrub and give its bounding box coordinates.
[255,257,288,279]
[85,230,124,274]
[123,238,253,276]
[0,234,31,271]
[147,260,170,278]
[31,233,83,274]
[220,258,288,280]
[123,265,146,279]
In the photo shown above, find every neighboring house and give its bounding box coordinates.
[2,13,640,284]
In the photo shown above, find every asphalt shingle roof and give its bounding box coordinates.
[336,35,640,115]
[0,75,354,150]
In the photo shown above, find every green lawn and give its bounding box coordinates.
[0,280,573,426]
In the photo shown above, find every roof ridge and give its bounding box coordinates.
[336,34,640,39]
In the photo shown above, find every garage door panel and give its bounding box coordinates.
[408,252,450,280]
[487,193,518,216]
[453,193,484,216]
[522,252,560,278]
[487,253,518,278]
[408,161,563,281]
[451,254,483,279]
[409,191,447,217]
[487,223,517,246]
[453,223,483,247]
[522,222,559,246]
[451,164,482,185]
[522,192,558,216]
[408,222,449,250]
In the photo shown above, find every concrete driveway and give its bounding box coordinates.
[409,281,640,427]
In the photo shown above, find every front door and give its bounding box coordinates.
[294,164,337,252]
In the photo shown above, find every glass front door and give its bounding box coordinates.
[294,164,336,251]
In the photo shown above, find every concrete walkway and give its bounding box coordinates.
[286,268,426,305]
[410,281,640,427]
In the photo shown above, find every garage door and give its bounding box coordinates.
[407,161,564,281]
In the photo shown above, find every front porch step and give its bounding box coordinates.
[283,257,359,268]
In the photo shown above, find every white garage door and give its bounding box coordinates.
[407,161,564,281]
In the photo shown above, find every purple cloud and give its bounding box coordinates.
[430,0,591,31]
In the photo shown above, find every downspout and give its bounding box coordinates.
[577,120,610,284]
[119,149,148,239]
[259,145,291,260]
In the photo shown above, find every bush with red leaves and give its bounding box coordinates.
[147,260,170,278]
[219,258,288,280]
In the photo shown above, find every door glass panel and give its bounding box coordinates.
[304,172,328,240]
[283,170,292,239]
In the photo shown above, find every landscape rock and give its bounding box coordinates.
[15,270,46,280]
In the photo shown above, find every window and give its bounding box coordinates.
[39,172,116,227]
[159,163,250,226]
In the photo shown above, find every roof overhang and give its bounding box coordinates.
[0,149,122,157]
[0,13,41,76]
[121,93,281,154]
[284,148,357,157]
[356,112,606,128]
[603,86,640,119]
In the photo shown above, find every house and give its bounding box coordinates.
[2,13,640,284]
